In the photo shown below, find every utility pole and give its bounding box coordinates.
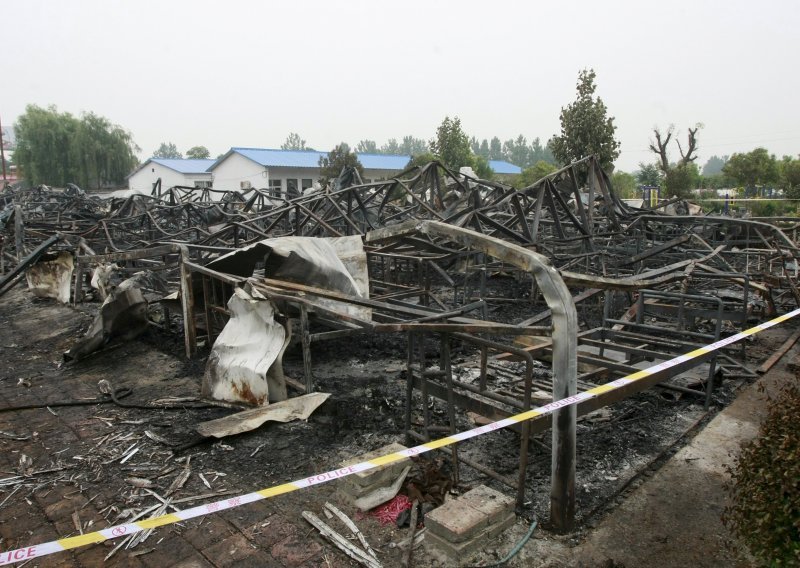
[0,114,7,182]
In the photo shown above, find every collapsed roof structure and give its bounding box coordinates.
[2,156,799,537]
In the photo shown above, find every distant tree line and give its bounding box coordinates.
[152,143,210,160]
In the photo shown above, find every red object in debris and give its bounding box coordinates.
[368,494,413,525]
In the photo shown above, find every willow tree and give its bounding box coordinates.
[14,104,138,188]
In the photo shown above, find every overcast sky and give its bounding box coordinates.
[4,0,799,172]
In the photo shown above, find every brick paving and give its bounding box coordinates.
[0,289,374,567]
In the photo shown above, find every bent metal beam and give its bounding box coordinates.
[365,220,579,532]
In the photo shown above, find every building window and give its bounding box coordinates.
[269,179,282,198]
[302,178,313,192]
[240,181,252,190]
[286,179,298,198]
[194,181,213,189]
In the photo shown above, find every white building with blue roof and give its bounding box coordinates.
[128,149,523,196]
[208,148,412,198]
[128,158,216,192]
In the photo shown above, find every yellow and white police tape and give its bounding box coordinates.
[1,307,798,565]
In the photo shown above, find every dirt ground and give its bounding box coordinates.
[0,286,795,567]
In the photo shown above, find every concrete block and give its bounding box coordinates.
[425,498,488,543]
[460,485,514,524]
[424,527,488,565]
[487,511,517,539]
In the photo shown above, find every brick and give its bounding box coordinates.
[486,511,516,539]
[425,498,488,543]
[179,516,236,549]
[139,536,197,568]
[30,551,80,567]
[220,499,277,532]
[76,541,141,568]
[459,485,514,524]
[201,533,258,567]
[168,555,216,568]
[241,513,299,549]
[225,550,283,567]
[270,533,323,567]
[424,528,488,565]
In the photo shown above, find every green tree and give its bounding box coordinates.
[549,69,621,171]
[612,171,638,198]
[529,137,555,166]
[400,136,428,156]
[702,155,727,176]
[430,116,473,171]
[13,104,137,188]
[515,160,557,187]
[380,138,401,155]
[406,151,439,170]
[470,136,481,155]
[70,112,139,189]
[649,125,702,198]
[636,162,662,186]
[355,140,378,154]
[664,163,701,198]
[502,135,531,168]
[281,133,309,151]
[477,139,490,159]
[489,137,503,160]
[472,155,494,179]
[153,142,182,159]
[780,156,800,198]
[318,143,364,187]
[186,145,210,159]
[723,148,779,196]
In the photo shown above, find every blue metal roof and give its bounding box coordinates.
[150,158,216,174]
[356,153,411,170]
[488,160,522,175]
[214,148,411,171]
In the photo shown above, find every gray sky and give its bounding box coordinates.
[4,0,799,172]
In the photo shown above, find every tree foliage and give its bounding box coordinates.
[648,125,702,198]
[399,136,428,156]
[318,143,363,187]
[472,155,493,180]
[702,155,728,176]
[185,145,210,159]
[515,161,557,187]
[549,69,621,171]
[636,162,663,187]
[356,140,378,154]
[663,163,701,198]
[430,116,473,171]
[612,171,638,198]
[780,156,800,199]
[724,381,800,565]
[153,142,182,159]
[380,138,400,155]
[429,116,493,179]
[723,148,779,195]
[489,137,503,160]
[472,135,555,168]
[281,132,309,151]
[407,152,439,171]
[13,104,138,189]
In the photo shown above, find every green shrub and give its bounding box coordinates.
[724,380,800,566]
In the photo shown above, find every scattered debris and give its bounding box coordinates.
[195,392,330,438]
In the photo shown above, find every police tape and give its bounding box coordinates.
[2,307,799,566]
